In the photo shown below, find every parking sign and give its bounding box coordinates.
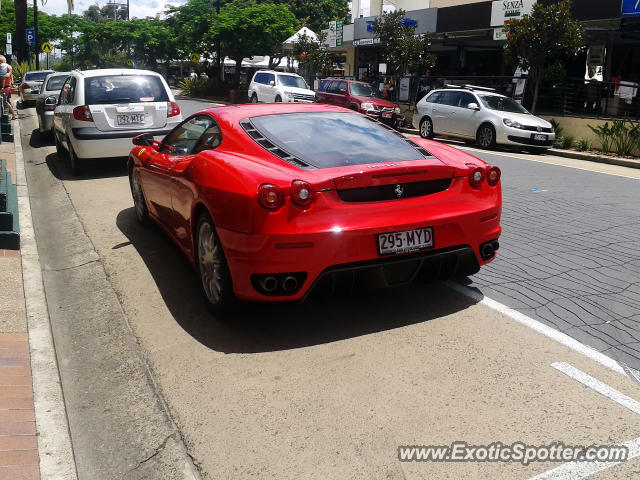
[26,29,35,45]
[621,0,640,17]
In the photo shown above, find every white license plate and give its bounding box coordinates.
[532,134,547,141]
[116,113,145,126]
[382,112,393,118]
[377,227,434,256]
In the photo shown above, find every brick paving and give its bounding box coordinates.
[0,333,39,480]
[464,151,640,371]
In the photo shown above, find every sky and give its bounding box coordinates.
[38,0,186,20]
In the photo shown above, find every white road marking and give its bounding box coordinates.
[14,121,79,480]
[551,362,640,417]
[446,281,639,380]
[528,436,640,480]
[527,363,640,479]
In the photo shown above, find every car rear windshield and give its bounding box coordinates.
[349,83,378,98]
[278,75,308,89]
[478,94,529,114]
[24,71,53,82]
[248,112,427,169]
[84,75,169,104]
[46,75,69,91]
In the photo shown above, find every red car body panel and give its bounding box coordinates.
[129,103,502,302]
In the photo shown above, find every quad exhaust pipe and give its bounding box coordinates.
[480,239,500,260]
[282,276,298,293]
[259,276,278,293]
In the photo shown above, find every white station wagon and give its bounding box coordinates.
[53,68,182,174]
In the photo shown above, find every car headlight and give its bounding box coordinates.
[284,91,294,99]
[503,118,523,129]
[394,107,401,115]
[361,102,375,111]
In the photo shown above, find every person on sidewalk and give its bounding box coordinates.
[0,56,17,120]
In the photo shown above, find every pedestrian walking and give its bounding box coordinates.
[0,56,17,120]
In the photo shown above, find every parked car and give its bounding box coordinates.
[19,70,55,107]
[248,70,315,103]
[53,68,182,175]
[315,79,402,127]
[412,86,555,152]
[128,103,502,311]
[35,72,71,135]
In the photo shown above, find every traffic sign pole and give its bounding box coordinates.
[34,0,39,69]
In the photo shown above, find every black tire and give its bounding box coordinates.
[419,117,433,139]
[274,95,282,103]
[476,124,496,149]
[129,168,149,224]
[349,104,358,111]
[196,214,235,312]
[54,131,67,158]
[250,93,258,103]
[67,136,83,176]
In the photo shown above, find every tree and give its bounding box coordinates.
[373,9,435,77]
[275,0,348,34]
[208,1,297,85]
[293,32,333,78]
[503,0,585,113]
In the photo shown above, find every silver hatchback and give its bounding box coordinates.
[36,72,70,135]
[19,70,55,106]
[412,87,555,151]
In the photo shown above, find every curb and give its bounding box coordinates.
[398,127,640,170]
[14,119,79,479]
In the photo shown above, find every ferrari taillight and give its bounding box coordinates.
[72,105,93,122]
[468,166,484,188]
[258,183,284,211]
[486,166,501,186]
[290,180,315,209]
[167,101,180,117]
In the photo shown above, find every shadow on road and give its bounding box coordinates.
[28,128,128,181]
[116,207,480,354]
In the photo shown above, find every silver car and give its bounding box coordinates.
[412,87,555,151]
[19,70,55,106]
[36,72,70,135]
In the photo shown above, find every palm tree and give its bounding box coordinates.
[15,0,28,62]
[67,0,74,15]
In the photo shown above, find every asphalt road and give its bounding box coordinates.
[16,101,640,479]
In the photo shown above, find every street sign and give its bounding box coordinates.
[621,0,640,17]
[6,33,12,43]
[190,53,200,63]
[41,42,53,53]
[328,20,343,48]
[25,29,35,46]
[5,44,12,55]
[126,59,134,66]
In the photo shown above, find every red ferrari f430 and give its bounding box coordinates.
[128,104,502,310]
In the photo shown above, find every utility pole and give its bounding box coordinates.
[15,0,27,62]
[34,0,40,69]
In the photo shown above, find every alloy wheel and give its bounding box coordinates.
[420,118,433,139]
[198,220,223,306]
[478,126,494,148]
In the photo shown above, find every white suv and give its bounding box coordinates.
[248,70,315,103]
[412,87,555,152]
[53,68,182,175]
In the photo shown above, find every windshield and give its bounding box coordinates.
[278,75,308,89]
[24,71,54,82]
[84,75,169,104]
[478,95,529,114]
[349,83,379,98]
[249,112,427,169]
[46,75,70,91]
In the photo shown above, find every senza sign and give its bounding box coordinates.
[621,0,640,18]
[491,0,536,27]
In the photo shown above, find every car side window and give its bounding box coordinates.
[192,118,222,154]
[457,92,476,108]
[425,92,442,104]
[59,78,71,104]
[337,81,347,94]
[440,91,461,106]
[66,77,77,104]
[265,73,275,85]
[162,115,215,156]
[326,81,339,94]
[256,73,265,84]
[318,79,330,91]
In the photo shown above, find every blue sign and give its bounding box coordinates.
[622,0,640,17]
[25,28,35,45]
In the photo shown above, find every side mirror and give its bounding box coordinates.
[468,102,480,110]
[132,133,154,146]
[44,96,58,106]
[269,80,275,86]
[339,88,347,94]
